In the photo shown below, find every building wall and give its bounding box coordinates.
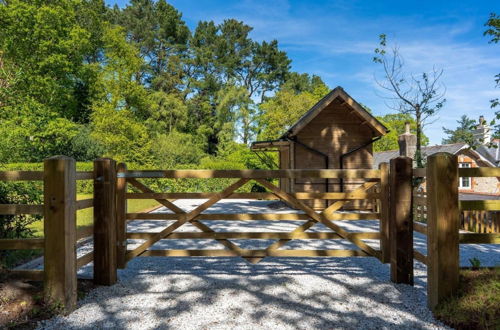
[290,97,376,208]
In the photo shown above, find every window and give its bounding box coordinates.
[459,163,471,189]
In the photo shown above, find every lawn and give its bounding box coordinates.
[28,195,160,237]
[434,268,500,329]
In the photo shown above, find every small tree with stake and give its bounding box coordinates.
[373,34,446,167]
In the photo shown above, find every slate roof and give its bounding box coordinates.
[373,143,468,168]
[476,139,500,166]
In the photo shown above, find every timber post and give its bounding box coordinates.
[43,156,77,312]
[426,152,459,310]
[116,162,127,269]
[389,156,413,284]
[93,158,117,285]
[378,162,390,263]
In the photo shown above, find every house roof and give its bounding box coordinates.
[281,86,389,139]
[476,139,500,166]
[373,142,496,168]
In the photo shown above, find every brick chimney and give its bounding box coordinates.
[398,121,417,158]
[473,115,491,145]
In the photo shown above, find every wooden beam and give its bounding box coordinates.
[43,156,77,312]
[460,200,500,211]
[0,238,44,250]
[378,162,390,263]
[3,269,44,281]
[0,171,43,181]
[413,221,427,235]
[125,191,380,200]
[120,169,381,179]
[75,199,93,210]
[76,171,93,180]
[116,163,128,269]
[426,152,459,311]
[138,249,371,257]
[76,225,94,241]
[93,158,117,286]
[458,167,500,177]
[389,157,413,285]
[126,231,381,240]
[0,204,44,215]
[414,250,427,265]
[413,168,426,177]
[459,233,500,244]
[76,252,94,269]
[125,212,380,221]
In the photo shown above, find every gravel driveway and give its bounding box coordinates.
[36,199,499,329]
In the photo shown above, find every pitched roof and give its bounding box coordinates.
[373,142,496,168]
[281,86,388,139]
[476,139,500,166]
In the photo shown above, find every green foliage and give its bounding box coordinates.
[469,257,481,269]
[150,130,204,167]
[374,113,429,152]
[442,115,476,145]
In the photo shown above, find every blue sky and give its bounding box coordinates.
[106,0,499,144]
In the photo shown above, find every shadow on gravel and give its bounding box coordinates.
[39,257,442,329]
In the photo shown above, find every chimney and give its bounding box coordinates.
[398,121,417,158]
[473,115,491,145]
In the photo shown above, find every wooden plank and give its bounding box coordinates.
[414,250,427,265]
[93,158,117,286]
[460,200,500,211]
[139,249,371,257]
[120,169,382,179]
[2,269,44,281]
[426,152,460,311]
[116,163,127,269]
[127,178,184,213]
[0,238,44,250]
[413,168,426,177]
[126,231,381,240]
[125,192,380,200]
[413,221,427,235]
[389,157,413,285]
[75,199,93,210]
[459,233,500,244]
[0,204,44,215]
[76,171,93,180]
[43,156,77,312]
[126,212,380,221]
[76,252,94,269]
[413,196,427,205]
[379,162,390,263]
[0,171,43,181]
[126,179,249,261]
[458,167,500,177]
[76,225,94,241]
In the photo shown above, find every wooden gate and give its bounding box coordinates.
[117,168,390,264]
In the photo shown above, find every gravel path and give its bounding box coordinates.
[36,199,499,329]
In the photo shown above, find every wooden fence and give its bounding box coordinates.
[411,154,500,310]
[1,153,499,313]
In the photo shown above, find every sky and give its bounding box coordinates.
[106,0,499,145]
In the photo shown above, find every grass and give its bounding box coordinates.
[28,194,160,237]
[434,268,500,330]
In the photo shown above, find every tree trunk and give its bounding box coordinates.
[415,108,423,167]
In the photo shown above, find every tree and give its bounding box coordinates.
[258,74,329,140]
[442,115,475,145]
[484,13,500,137]
[374,113,428,152]
[373,34,446,166]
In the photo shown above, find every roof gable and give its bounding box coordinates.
[282,86,388,138]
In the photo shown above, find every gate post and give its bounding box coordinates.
[43,156,77,312]
[426,152,459,310]
[116,162,127,269]
[389,156,413,284]
[93,158,117,285]
[378,162,390,263]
